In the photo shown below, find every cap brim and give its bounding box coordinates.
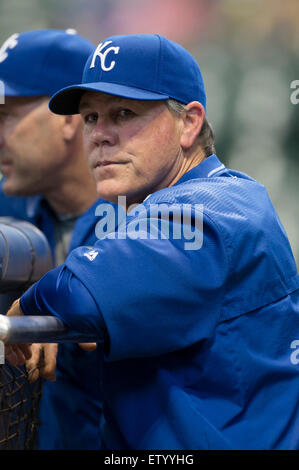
[49,82,170,115]
[0,80,46,98]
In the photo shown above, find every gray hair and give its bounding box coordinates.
[166,99,216,158]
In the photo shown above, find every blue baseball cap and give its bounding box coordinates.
[49,34,206,115]
[0,29,95,97]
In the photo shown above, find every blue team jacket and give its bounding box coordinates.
[20,155,299,449]
[0,184,104,449]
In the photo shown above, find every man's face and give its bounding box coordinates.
[80,92,184,206]
[0,96,66,196]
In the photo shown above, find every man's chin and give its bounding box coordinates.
[95,182,119,204]
[2,179,34,197]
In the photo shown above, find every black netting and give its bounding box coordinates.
[0,363,43,450]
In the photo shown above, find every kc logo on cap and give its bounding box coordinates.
[0,33,19,64]
[90,41,120,72]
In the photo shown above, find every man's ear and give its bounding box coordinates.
[61,115,83,142]
[180,101,205,150]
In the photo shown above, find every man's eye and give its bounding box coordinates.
[117,109,135,120]
[84,113,98,124]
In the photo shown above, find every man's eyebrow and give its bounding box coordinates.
[78,101,91,113]
[79,95,131,113]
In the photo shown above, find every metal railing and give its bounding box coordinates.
[0,314,101,363]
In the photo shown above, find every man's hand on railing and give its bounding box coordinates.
[4,298,97,382]
[26,343,58,383]
[5,299,33,367]
[5,299,57,382]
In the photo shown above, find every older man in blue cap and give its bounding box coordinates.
[6,33,299,450]
[0,29,105,449]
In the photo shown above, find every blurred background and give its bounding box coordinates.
[0,0,298,266]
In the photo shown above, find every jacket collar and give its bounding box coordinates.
[174,154,226,186]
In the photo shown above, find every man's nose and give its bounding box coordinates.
[91,118,118,147]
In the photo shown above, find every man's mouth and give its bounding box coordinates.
[0,161,13,175]
[94,160,126,169]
